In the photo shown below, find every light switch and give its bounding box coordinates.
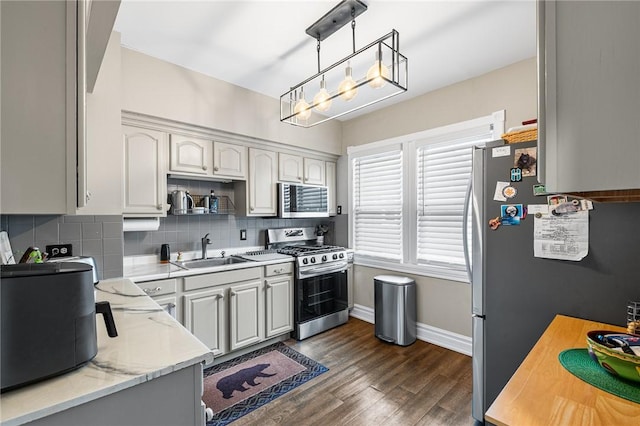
[240,229,247,240]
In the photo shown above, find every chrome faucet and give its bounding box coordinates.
[201,233,211,259]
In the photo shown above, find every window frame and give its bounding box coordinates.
[348,111,505,283]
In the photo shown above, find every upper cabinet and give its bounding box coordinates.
[278,153,304,183]
[213,142,247,180]
[170,135,212,175]
[235,148,278,216]
[538,0,640,193]
[1,1,77,214]
[123,125,168,216]
[303,158,326,186]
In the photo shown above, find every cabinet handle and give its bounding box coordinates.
[156,204,162,210]
[214,166,219,172]
[202,165,208,170]
[298,176,302,180]
[250,207,255,211]
[217,293,224,300]
[229,290,237,296]
[266,283,273,289]
[144,287,162,294]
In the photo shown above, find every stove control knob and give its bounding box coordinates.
[339,253,345,259]
[310,257,316,263]
[322,255,327,262]
[333,254,338,260]
[302,258,308,264]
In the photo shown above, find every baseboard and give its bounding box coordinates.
[350,304,472,356]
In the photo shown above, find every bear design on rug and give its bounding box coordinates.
[216,363,276,399]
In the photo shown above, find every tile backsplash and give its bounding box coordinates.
[0,215,124,279]
[123,215,332,256]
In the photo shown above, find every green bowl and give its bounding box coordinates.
[586,330,640,382]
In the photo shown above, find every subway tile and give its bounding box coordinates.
[124,241,140,256]
[64,215,93,223]
[82,223,103,240]
[59,223,82,241]
[103,254,123,271]
[164,231,178,244]
[103,238,123,255]
[82,239,103,257]
[66,240,82,256]
[139,231,153,246]
[103,269,122,280]
[103,222,123,238]
[34,218,59,243]
[94,215,122,223]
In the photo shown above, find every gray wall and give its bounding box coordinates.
[0,215,124,279]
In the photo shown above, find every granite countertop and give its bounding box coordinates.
[0,278,214,426]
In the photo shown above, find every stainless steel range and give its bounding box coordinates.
[266,227,349,340]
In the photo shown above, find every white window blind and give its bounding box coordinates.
[416,133,492,267]
[353,150,403,260]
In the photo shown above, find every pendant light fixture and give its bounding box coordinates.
[280,0,408,128]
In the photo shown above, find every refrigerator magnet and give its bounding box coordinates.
[514,147,537,177]
[533,184,548,196]
[501,204,524,225]
[510,168,522,182]
[502,185,517,199]
[489,216,502,230]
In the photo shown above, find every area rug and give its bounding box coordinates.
[203,342,328,425]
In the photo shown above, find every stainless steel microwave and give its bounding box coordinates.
[278,183,329,218]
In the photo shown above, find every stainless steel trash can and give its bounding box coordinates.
[374,275,417,346]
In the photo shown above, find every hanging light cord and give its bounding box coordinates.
[351,8,356,54]
[317,38,321,74]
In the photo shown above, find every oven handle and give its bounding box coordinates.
[298,261,348,277]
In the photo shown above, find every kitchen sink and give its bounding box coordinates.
[174,257,251,269]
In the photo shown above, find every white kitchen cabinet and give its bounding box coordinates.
[169,135,212,176]
[236,148,278,216]
[278,153,304,183]
[229,279,265,351]
[213,141,247,180]
[183,287,228,356]
[122,125,168,216]
[326,161,337,216]
[538,0,640,192]
[264,263,294,338]
[1,1,77,214]
[137,278,181,321]
[304,158,326,186]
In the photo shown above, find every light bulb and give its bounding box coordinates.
[366,51,390,88]
[338,62,358,101]
[293,88,312,120]
[313,77,332,112]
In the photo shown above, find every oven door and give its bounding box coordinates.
[296,269,348,324]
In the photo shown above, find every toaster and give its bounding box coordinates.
[47,255,99,284]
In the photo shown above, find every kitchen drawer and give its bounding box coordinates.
[264,262,293,277]
[184,267,261,292]
[138,278,177,297]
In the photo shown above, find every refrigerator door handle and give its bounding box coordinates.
[462,179,472,283]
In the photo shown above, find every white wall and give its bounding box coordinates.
[120,48,342,156]
[342,57,538,338]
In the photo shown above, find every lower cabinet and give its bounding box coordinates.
[153,295,178,319]
[265,264,294,338]
[229,279,264,351]
[183,287,227,356]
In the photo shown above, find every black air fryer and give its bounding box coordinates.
[1,263,118,392]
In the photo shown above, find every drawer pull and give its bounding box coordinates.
[144,287,162,294]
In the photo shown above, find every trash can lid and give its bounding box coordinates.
[374,275,415,285]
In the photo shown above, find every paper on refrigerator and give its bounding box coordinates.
[533,210,589,261]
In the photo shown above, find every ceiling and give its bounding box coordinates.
[113,0,537,120]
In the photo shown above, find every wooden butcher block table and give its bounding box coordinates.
[486,315,640,425]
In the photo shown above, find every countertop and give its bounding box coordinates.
[485,315,640,425]
[124,251,294,282]
[0,278,214,426]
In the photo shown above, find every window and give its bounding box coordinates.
[352,149,403,260]
[348,111,504,282]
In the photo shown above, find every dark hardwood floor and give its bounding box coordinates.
[232,318,474,426]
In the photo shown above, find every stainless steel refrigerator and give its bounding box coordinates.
[469,140,640,423]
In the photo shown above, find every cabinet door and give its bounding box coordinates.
[278,153,303,183]
[169,135,212,175]
[539,1,640,192]
[153,295,179,320]
[123,125,168,216]
[304,158,325,186]
[248,148,277,216]
[229,279,264,351]
[183,288,227,356]
[265,275,293,338]
[326,161,337,216]
[213,142,247,179]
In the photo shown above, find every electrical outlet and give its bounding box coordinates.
[46,244,73,258]
[240,229,247,240]
[337,205,342,215]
